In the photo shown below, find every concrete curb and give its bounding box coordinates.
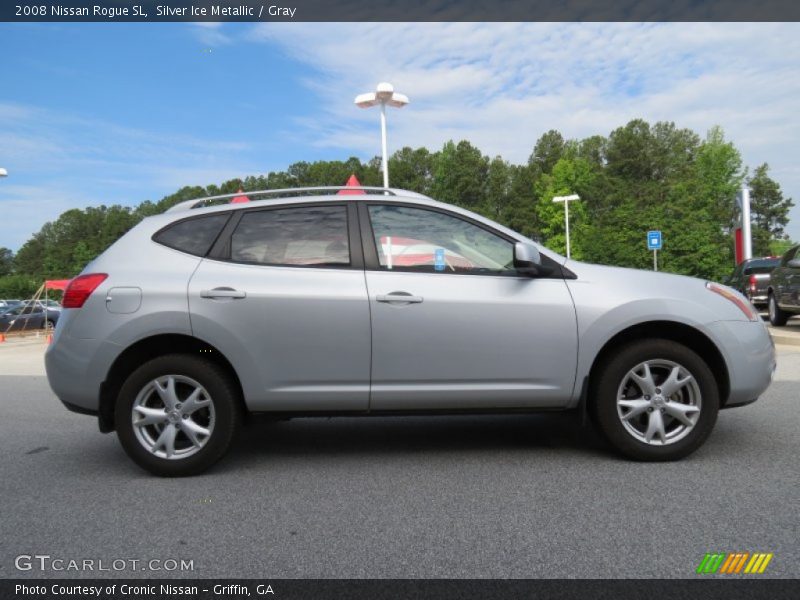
[767,328,800,347]
[771,334,800,347]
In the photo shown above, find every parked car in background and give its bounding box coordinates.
[22,299,62,310]
[0,299,22,310]
[767,244,800,326]
[725,257,780,308]
[0,303,60,332]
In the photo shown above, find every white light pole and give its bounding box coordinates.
[741,187,752,261]
[552,194,581,259]
[355,82,409,188]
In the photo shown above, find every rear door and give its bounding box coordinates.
[359,202,578,411]
[776,247,799,307]
[188,202,371,412]
[786,248,800,308]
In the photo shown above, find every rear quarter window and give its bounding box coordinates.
[153,213,230,257]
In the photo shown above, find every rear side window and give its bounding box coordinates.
[744,258,780,275]
[153,213,230,257]
[230,205,350,267]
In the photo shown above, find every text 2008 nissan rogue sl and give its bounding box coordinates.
[45,187,775,476]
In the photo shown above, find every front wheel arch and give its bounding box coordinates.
[586,321,730,410]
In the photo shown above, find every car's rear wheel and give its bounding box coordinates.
[768,293,789,326]
[591,340,719,461]
[115,354,241,476]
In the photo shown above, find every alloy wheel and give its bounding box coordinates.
[131,375,215,460]
[616,359,701,446]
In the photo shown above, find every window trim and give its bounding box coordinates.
[358,201,566,279]
[152,212,233,258]
[207,201,364,271]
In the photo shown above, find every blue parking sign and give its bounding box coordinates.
[647,230,662,250]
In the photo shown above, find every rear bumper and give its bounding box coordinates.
[746,292,768,307]
[706,320,775,408]
[61,399,99,417]
[45,328,120,414]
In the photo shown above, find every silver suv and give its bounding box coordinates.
[46,187,775,476]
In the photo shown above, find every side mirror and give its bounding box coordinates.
[514,242,553,277]
[787,258,800,268]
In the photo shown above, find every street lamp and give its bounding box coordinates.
[552,194,581,259]
[355,82,409,188]
[0,168,7,178]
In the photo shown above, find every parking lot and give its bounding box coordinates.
[1,332,798,579]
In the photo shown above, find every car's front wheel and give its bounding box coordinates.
[591,340,719,461]
[115,354,241,476]
[768,293,789,327]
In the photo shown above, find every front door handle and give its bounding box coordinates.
[200,287,247,299]
[376,292,424,304]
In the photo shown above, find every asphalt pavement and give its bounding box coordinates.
[0,339,798,579]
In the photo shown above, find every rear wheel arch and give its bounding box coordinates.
[99,334,245,433]
[586,321,730,409]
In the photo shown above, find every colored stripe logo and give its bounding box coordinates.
[696,552,773,574]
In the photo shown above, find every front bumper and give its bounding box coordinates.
[706,319,775,408]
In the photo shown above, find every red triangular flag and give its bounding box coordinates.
[337,174,366,195]
[231,188,250,203]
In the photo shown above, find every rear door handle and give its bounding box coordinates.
[200,287,247,299]
[376,292,424,304]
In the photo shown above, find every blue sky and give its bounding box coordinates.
[1,22,799,250]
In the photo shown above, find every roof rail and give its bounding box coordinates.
[165,186,429,213]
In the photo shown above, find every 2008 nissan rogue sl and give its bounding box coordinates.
[45,187,776,476]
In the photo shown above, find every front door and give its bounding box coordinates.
[361,203,578,411]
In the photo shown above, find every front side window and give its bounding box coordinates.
[230,205,350,267]
[367,205,514,274]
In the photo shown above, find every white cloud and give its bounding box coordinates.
[248,22,800,239]
[0,102,261,249]
[190,22,232,46]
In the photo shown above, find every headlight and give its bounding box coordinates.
[706,282,760,321]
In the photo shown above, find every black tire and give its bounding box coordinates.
[590,339,719,461]
[45,319,55,330]
[768,293,790,327]
[115,354,242,477]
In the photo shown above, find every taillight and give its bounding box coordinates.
[749,275,757,293]
[62,273,108,308]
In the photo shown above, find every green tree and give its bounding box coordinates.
[3,121,794,285]
[0,247,13,276]
[388,147,435,194]
[430,140,489,212]
[482,156,513,221]
[534,157,594,258]
[500,164,540,240]
[748,163,794,256]
[530,130,566,174]
[0,274,39,298]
